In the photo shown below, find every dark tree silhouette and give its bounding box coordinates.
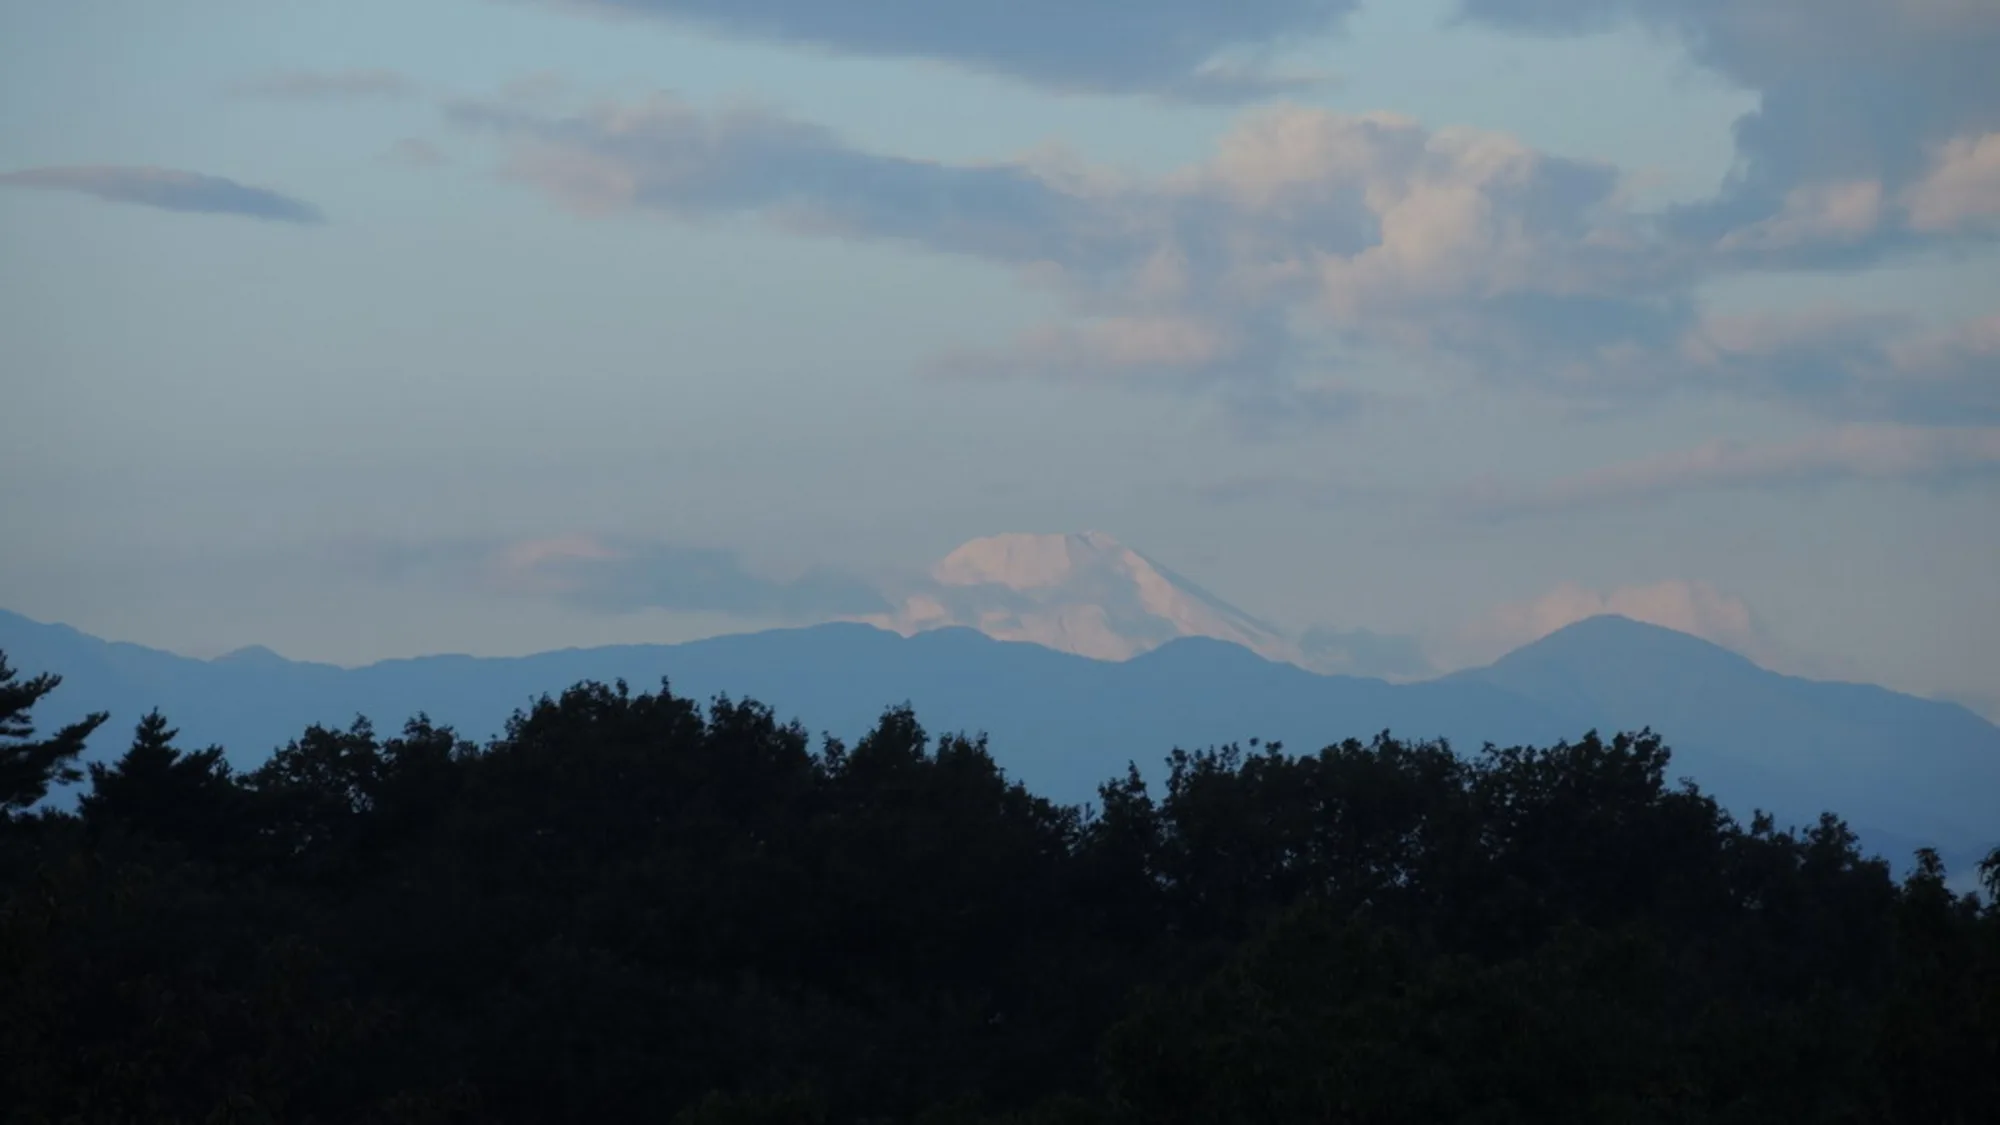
[1,647,1995,1124]
[81,710,239,849]
[0,651,106,815]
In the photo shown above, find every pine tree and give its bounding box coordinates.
[0,649,107,815]
[81,709,236,844]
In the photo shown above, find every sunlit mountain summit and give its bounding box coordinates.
[862,531,1299,664]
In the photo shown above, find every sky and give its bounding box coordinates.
[1,0,1995,710]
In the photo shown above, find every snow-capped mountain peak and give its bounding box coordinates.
[868,532,1297,664]
[931,531,1126,590]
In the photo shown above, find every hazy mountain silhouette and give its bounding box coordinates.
[1449,614,2000,864]
[2,606,1993,868]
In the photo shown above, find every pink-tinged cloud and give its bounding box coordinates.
[1716,180,1885,251]
[449,95,1675,408]
[449,85,1996,426]
[1906,133,2000,232]
[487,535,625,594]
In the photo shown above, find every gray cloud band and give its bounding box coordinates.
[514,0,2000,259]
[490,538,893,618]
[0,166,324,224]
[528,0,1360,98]
[1455,0,2000,247]
[1463,424,2000,518]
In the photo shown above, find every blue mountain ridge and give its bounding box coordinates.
[4,608,1994,874]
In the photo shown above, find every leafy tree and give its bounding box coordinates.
[243,716,384,874]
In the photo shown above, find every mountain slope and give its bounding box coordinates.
[4,608,1994,869]
[1449,614,2000,859]
[1,608,1568,810]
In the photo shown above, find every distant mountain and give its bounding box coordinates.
[1449,615,2000,865]
[3,607,1995,872]
[1940,688,2000,726]
[0,607,1562,806]
[211,644,292,666]
[861,531,1434,678]
[863,531,1299,663]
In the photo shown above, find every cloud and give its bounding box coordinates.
[1906,132,2000,232]
[1297,625,1436,678]
[521,0,1358,98]
[384,138,448,168]
[450,95,1690,407]
[1715,180,1885,252]
[485,535,892,618]
[445,94,1099,252]
[1469,423,2000,516]
[1681,310,2000,424]
[228,68,417,101]
[448,88,1997,426]
[1453,0,2000,254]
[0,166,324,224]
[1187,471,1410,509]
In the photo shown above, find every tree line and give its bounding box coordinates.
[3,649,1997,1123]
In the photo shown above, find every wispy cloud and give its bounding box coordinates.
[1466,424,2000,517]
[228,68,417,102]
[1188,472,1409,510]
[0,166,324,224]
[520,0,1357,99]
[1680,311,2000,425]
[1297,625,1435,678]
[384,138,448,168]
[444,94,1099,250]
[484,535,892,618]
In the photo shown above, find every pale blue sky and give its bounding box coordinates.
[2,0,1995,710]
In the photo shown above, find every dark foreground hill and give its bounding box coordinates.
[3,650,1997,1124]
[3,607,1996,869]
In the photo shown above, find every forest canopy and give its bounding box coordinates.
[3,648,1997,1124]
